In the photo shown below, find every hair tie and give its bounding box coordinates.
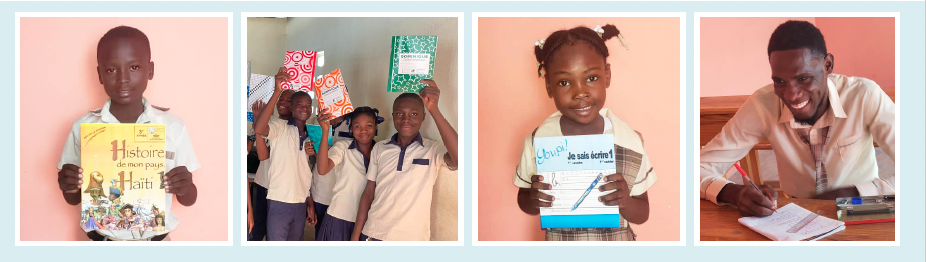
[534,39,545,49]
[596,24,630,51]
[594,25,605,38]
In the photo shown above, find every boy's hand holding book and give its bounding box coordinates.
[58,164,83,194]
[317,108,334,131]
[303,141,315,157]
[274,66,291,92]
[419,79,441,114]
[164,166,194,196]
[251,100,267,117]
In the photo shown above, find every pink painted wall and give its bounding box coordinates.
[700,17,894,97]
[477,17,681,241]
[19,17,229,241]
[815,17,895,89]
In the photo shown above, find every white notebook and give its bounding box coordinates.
[738,203,846,241]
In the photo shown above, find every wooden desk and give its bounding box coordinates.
[700,198,895,241]
[700,88,895,185]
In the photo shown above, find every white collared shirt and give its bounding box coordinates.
[264,118,314,204]
[253,118,286,188]
[700,74,895,202]
[362,134,448,241]
[325,139,370,222]
[57,98,200,240]
[310,120,353,205]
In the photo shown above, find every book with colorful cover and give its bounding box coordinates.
[247,73,275,123]
[80,123,168,233]
[534,134,620,228]
[387,36,438,93]
[313,68,354,118]
[282,50,317,92]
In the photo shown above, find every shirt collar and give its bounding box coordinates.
[348,139,359,149]
[386,133,423,148]
[287,117,310,150]
[777,77,847,128]
[95,98,162,124]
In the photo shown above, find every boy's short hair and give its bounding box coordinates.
[97,26,152,60]
[767,20,827,58]
[394,93,424,108]
[290,90,312,103]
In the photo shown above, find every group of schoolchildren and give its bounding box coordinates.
[247,67,458,241]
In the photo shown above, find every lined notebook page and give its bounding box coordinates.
[738,203,846,241]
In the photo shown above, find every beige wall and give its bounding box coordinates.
[247,17,288,76]
[246,17,288,127]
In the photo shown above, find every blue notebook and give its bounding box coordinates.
[534,134,621,228]
[306,124,334,153]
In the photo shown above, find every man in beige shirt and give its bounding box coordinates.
[700,21,895,217]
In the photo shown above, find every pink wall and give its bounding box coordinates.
[19,17,229,241]
[815,17,895,89]
[477,17,681,241]
[700,17,894,97]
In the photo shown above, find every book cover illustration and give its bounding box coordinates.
[533,134,620,228]
[313,68,354,118]
[281,50,317,92]
[247,73,275,122]
[387,36,438,93]
[80,124,168,233]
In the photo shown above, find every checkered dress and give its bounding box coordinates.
[545,145,651,241]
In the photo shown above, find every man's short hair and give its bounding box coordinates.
[767,20,827,58]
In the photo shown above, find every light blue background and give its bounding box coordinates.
[4,1,923,261]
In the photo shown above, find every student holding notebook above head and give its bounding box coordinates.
[350,80,458,241]
[252,67,318,241]
[699,21,896,217]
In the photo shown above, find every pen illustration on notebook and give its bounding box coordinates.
[534,134,619,228]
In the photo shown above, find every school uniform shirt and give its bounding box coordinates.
[325,139,371,222]
[700,74,895,202]
[264,118,313,204]
[57,98,200,240]
[253,119,286,189]
[362,134,448,241]
[513,108,657,241]
[310,120,353,205]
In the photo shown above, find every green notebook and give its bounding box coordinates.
[387,35,438,93]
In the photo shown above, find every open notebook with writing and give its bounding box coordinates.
[738,203,845,241]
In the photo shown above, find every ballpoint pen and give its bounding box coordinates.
[734,163,777,213]
[572,173,604,211]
